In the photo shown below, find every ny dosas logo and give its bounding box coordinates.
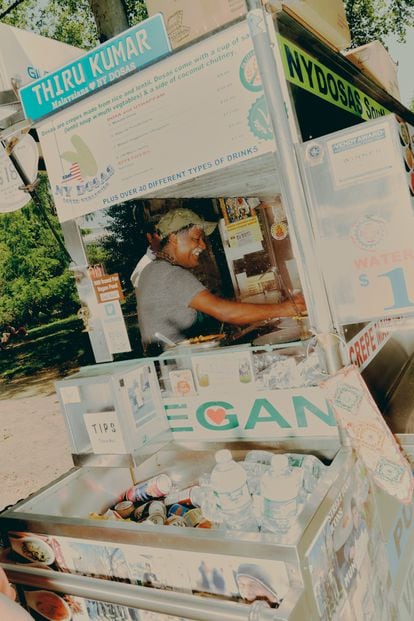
[61,135,98,182]
[56,135,114,203]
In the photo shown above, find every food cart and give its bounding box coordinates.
[1,2,414,620]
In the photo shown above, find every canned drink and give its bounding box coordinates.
[167,503,189,518]
[145,514,165,526]
[122,474,172,503]
[183,508,203,527]
[148,500,167,519]
[196,519,212,529]
[114,500,135,519]
[165,485,201,507]
[133,502,150,522]
[106,509,123,521]
[165,515,186,527]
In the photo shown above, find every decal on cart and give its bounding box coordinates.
[306,463,398,621]
[10,532,291,611]
[239,49,262,92]
[163,387,337,438]
[248,95,273,141]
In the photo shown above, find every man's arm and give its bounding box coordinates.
[189,290,306,325]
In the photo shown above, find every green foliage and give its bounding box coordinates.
[0,176,79,327]
[34,0,99,49]
[99,202,148,290]
[0,0,148,49]
[123,0,148,25]
[344,0,414,48]
[0,0,37,29]
[0,316,95,383]
[84,241,111,267]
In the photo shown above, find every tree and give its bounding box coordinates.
[0,0,148,48]
[0,176,79,326]
[87,0,128,42]
[344,0,414,48]
[0,0,36,29]
[99,202,148,289]
[31,0,145,47]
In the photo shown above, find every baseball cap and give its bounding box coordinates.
[156,208,217,239]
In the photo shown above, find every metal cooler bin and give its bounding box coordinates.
[0,347,405,620]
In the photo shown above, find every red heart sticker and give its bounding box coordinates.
[206,407,227,425]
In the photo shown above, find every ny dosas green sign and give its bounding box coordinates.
[277,35,389,122]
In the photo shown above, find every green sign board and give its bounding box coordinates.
[277,35,389,122]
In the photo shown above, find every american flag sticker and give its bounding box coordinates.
[63,162,83,182]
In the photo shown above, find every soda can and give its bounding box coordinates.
[145,514,165,526]
[167,503,189,518]
[183,508,203,527]
[165,515,186,527]
[133,502,150,522]
[114,500,134,519]
[122,474,172,503]
[165,485,201,507]
[148,500,166,519]
[196,519,212,529]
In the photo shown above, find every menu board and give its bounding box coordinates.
[38,22,275,222]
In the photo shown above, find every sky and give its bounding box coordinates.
[386,28,414,108]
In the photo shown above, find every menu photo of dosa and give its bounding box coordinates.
[168,369,197,397]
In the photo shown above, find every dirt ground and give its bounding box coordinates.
[0,373,74,511]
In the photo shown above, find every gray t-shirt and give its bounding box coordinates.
[137,259,206,347]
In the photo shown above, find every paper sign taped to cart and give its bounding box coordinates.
[163,386,338,439]
[37,22,275,222]
[84,411,127,453]
[299,115,414,324]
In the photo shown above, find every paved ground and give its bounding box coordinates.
[0,374,73,511]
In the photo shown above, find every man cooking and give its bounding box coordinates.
[136,208,306,354]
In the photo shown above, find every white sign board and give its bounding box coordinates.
[99,300,131,354]
[37,22,275,222]
[163,385,338,440]
[301,116,414,324]
[0,134,38,212]
[0,22,83,91]
[84,410,127,454]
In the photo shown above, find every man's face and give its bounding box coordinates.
[175,225,206,268]
[237,575,279,605]
[147,232,161,253]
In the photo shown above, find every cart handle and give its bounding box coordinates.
[2,562,295,621]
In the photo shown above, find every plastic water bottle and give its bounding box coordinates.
[287,453,326,502]
[210,449,258,532]
[260,454,302,534]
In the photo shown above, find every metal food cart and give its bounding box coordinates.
[2,2,414,620]
[0,344,403,620]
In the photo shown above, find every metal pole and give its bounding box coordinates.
[245,2,343,373]
[3,563,285,621]
[1,138,74,265]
